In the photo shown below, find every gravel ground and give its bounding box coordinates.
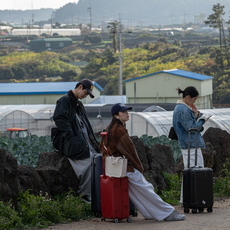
[44,197,230,230]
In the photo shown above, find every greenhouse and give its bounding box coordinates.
[0,104,230,137]
[0,104,56,137]
[126,108,230,137]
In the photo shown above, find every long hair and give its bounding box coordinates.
[106,115,123,146]
[176,86,199,98]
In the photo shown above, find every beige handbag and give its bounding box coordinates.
[105,156,127,178]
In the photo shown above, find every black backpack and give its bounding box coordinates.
[168,127,178,140]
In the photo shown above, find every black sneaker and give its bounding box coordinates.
[81,195,91,204]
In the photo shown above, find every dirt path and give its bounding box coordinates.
[46,198,230,230]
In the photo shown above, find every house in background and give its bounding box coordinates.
[0,82,102,105]
[124,69,213,109]
[29,38,73,51]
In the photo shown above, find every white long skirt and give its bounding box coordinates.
[181,148,204,168]
[127,169,174,221]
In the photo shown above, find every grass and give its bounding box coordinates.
[0,190,93,230]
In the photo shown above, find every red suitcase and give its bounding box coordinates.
[100,175,132,223]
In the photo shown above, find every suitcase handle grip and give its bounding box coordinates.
[188,128,199,168]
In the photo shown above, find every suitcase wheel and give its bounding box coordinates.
[127,217,132,223]
[198,208,204,213]
[113,218,119,223]
[130,210,138,217]
[101,217,105,221]
[184,208,190,213]
[192,208,197,214]
[207,207,213,213]
[134,211,138,217]
[95,212,101,217]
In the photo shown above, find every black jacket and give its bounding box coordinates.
[53,90,100,160]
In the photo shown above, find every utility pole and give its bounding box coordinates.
[27,20,30,40]
[50,12,55,36]
[183,12,188,31]
[87,7,92,31]
[31,14,35,28]
[50,15,52,36]
[39,21,41,36]
[71,14,74,25]
[118,15,123,95]
[31,1,35,28]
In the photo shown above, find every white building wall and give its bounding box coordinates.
[11,28,81,36]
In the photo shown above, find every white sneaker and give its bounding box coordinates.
[164,210,185,221]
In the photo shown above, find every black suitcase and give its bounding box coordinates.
[91,153,103,217]
[182,128,213,214]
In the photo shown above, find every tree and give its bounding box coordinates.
[205,3,228,68]
[102,48,117,65]
[107,21,119,53]
[0,67,14,81]
[61,70,77,81]
[54,22,61,28]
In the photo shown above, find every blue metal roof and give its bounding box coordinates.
[124,69,213,82]
[89,95,126,104]
[0,82,103,95]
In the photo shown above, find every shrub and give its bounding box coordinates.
[17,191,57,228]
[16,190,92,228]
[160,172,181,205]
[213,159,230,197]
[57,191,92,221]
[0,201,25,230]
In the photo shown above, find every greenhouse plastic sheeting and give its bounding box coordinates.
[0,104,56,136]
[0,105,230,137]
[127,108,230,137]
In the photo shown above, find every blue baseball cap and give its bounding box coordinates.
[111,103,132,116]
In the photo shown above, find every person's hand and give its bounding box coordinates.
[190,104,198,113]
[205,115,212,122]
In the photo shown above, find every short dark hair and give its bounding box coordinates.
[177,86,199,98]
[75,82,86,89]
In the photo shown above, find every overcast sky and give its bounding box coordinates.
[0,1,79,10]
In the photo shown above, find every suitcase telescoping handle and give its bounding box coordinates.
[188,128,198,168]
[100,131,108,176]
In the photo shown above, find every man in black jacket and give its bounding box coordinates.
[53,79,100,203]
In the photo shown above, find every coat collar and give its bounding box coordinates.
[176,99,193,111]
